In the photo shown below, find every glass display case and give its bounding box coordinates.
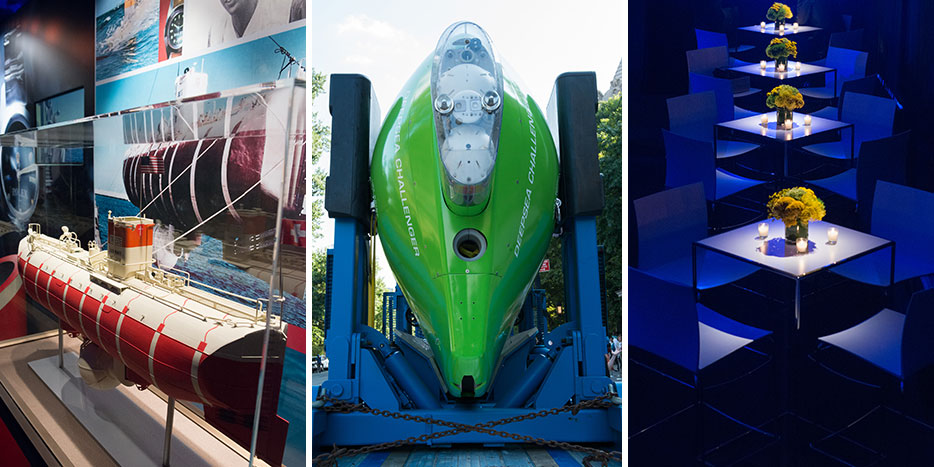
[0,77,305,467]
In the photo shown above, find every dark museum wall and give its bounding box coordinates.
[0,0,95,127]
[0,0,96,243]
[629,0,934,203]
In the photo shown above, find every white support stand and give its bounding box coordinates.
[163,397,175,467]
[28,352,249,466]
[58,318,64,369]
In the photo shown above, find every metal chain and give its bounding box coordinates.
[312,393,622,466]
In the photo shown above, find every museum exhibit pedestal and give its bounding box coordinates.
[0,333,264,466]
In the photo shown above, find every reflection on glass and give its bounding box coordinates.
[0,78,306,467]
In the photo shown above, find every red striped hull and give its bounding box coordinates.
[16,255,285,412]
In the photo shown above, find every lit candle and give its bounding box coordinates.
[796,237,808,253]
[785,119,792,130]
[827,227,838,244]
[777,63,786,72]
[760,114,768,126]
[758,222,769,238]
[804,114,812,126]
[795,61,801,70]
[760,60,767,69]
[780,24,785,32]
[793,22,799,31]
[761,21,766,29]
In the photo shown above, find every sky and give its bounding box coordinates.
[311,0,623,287]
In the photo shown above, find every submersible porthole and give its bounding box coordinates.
[453,228,487,262]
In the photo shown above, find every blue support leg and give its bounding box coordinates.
[322,218,365,402]
[563,216,612,399]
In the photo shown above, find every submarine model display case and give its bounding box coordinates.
[0,78,305,467]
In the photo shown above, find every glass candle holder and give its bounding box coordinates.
[777,63,786,72]
[758,222,769,239]
[760,114,768,126]
[827,227,838,244]
[760,60,767,69]
[793,22,799,31]
[784,119,792,130]
[796,237,808,253]
[760,21,766,29]
[795,61,801,70]
[804,114,812,126]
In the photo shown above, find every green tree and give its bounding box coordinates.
[311,248,327,356]
[372,263,390,334]
[310,70,329,239]
[596,93,622,336]
[539,236,566,331]
[310,69,330,356]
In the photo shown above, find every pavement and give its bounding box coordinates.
[311,370,329,387]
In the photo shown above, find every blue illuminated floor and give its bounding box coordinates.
[629,269,934,466]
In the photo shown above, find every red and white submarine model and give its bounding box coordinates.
[16,214,289,465]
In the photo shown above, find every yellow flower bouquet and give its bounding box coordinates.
[767,2,793,30]
[766,85,804,124]
[766,38,797,69]
[767,187,825,242]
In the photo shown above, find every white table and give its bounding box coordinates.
[738,23,822,36]
[715,112,854,178]
[693,219,894,465]
[729,61,837,99]
[693,219,894,328]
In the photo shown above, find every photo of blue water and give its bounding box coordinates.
[96,0,159,81]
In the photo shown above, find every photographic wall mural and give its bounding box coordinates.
[93,0,306,464]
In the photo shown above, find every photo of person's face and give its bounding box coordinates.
[219,0,254,16]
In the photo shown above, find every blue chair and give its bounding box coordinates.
[828,28,865,52]
[633,183,760,290]
[811,288,934,463]
[685,46,754,83]
[800,47,869,100]
[800,92,896,163]
[662,129,765,202]
[809,74,887,121]
[695,28,754,57]
[629,267,773,455]
[831,181,934,286]
[688,73,759,121]
[808,131,910,229]
[667,91,760,159]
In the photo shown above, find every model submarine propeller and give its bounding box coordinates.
[369,21,559,398]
